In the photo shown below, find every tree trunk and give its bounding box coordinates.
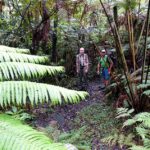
[141,0,150,83]
[99,0,139,110]
[145,56,150,84]
[127,10,136,71]
[0,0,4,13]
[113,6,118,29]
[51,2,58,63]
[113,5,121,68]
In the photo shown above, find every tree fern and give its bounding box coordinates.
[0,81,88,108]
[0,114,70,150]
[0,52,49,64]
[0,45,30,54]
[0,62,64,81]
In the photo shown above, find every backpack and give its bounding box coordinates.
[98,55,110,68]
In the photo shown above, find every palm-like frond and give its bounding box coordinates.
[0,114,68,150]
[0,81,88,107]
[0,52,49,64]
[0,45,30,54]
[0,62,64,81]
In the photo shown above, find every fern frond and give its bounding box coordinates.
[123,119,136,127]
[123,112,150,128]
[0,114,68,150]
[134,112,150,128]
[0,52,49,64]
[136,127,149,140]
[116,107,134,119]
[0,62,64,81]
[0,45,30,54]
[142,90,150,98]
[0,81,88,107]
[130,145,149,150]
[137,84,150,90]
[144,138,150,149]
[102,133,134,147]
[102,135,115,145]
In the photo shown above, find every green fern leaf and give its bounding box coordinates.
[134,112,150,127]
[136,127,149,140]
[116,108,134,119]
[102,132,134,147]
[0,62,64,81]
[0,81,88,108]
[142,90,150,98]
[130,145,149,150]
[0,45,30,54]
[0,114,68,150]
[137,84,150,90]
[144,139,150,149]
[0,52,49,64]
[123,119,136,127]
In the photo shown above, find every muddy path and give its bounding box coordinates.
[32,80,125,150]
[33,79,104,130]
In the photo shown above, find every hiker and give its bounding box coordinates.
[76,47,89,90]
[97,49,113,88]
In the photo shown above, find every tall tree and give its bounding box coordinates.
[51,0,59,63]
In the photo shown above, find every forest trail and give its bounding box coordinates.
[33,80,125,150]
[34,79,104,129]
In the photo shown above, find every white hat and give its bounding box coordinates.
[101,49,106,52]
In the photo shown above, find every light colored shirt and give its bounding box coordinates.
[76,53,89,72]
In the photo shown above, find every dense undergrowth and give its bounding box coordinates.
[38,102,121,150]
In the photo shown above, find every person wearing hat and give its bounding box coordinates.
[97,49,113,88]
[76,47,89,90]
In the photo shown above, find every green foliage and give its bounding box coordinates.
[102,133,134,147]
[56,103,121,149]
[0,45,87,149]
[0,62,64,81]
[0,114,67,150]
[117,0,138,10]
[137,83,150,90]
[143,90,150,98]
[59,126,91,150]
[102,108,150,149]
[116,107,134,119]
[5,106,33,121]
[106,68,150,110]
[130,145,150,150]
[0,52,49,64]
[123,112,150,128]
[0,45,30,54]
[0,81,88,108]
[125,112,150,150]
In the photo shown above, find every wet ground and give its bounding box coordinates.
[32,80,126,150]
[33,80,104,129]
